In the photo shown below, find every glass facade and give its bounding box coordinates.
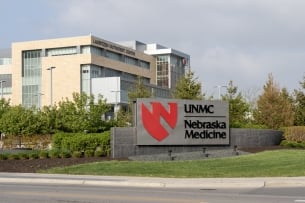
[170,55,185,89]
[156,55,169,88]
[156,54,186,89]
[22,50,42,108]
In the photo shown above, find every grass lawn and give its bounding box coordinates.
[42,149,305,178]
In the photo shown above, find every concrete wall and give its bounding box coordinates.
[111,127,283,158]
[230,128,283,148]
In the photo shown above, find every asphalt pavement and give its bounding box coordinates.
[0,172,305,189]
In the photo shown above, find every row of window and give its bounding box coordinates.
[44,45,150,70]
[46,47,77,56]
[81,64,150,82]
[0,58,11,65]
[81,46,150,69]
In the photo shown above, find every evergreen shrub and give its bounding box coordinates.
[52,131,110,155]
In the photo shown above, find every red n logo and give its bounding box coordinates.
[141,102,178,142]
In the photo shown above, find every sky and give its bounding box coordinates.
[1,0,305,97]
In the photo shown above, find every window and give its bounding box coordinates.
[0,58,11,65]
[105,50,122,61]
[22,50,42,107]
[139,60,150,69]
[156,55,169,88]
[81,46,103,56]
[46,47,77,56]
[125,56,138,66]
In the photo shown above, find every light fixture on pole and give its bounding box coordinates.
[215,85,227,100]
[0,80,6,99]
[46,67,56,106]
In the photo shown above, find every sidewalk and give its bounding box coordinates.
[1,172,305,189]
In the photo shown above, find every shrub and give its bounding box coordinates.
[19,153,29,159]
[282,126,305,142]
[94,149,104,157]
[29,152,39,159]
[39,151,49,159]
[239,123,268,129]
[0,153,8,160]
[49,149,60,158]
[52,131,110,155]
[8,154,20,160]
[84,149,94,157]
[280,140,305,148]
[60,150,72,158]
[72,151,82,158]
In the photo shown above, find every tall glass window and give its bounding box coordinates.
[81,65,91,95]
[22,50,42,108]
[170,55,185,90]
[156,55,169,88]
[81,64,104,95]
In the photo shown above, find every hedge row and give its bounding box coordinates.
[52,131,110,156]
[280,140,305,148]
[0,148,106,160]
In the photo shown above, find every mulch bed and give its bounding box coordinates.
[0,157,116,173]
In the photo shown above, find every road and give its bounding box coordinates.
[0,182,305,203]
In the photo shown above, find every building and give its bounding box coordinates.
[0,35,190,115]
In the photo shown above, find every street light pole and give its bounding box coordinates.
[111,90,120,120]
[46,67,56,106]
[215,85,227,100]
[0,80,6,99]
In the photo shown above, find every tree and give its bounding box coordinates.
[128,77,152,100]
[293,75,305,126]
[0,98,11,119]
[254,74,294,129]
[172,70,204,100]
[55,92,110,133]
[222,81,250,127]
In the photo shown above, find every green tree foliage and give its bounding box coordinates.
[254,74,294,129]
[0,105,40,136]
[38,105,57,134]
[222,81,250,127]
[55,92,110,133]
[293,75,305,126]
[127,77,152,100]
[0,93,111,136]
[172,70,204,100]
[0,98,10,119]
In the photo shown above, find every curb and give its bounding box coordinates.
[0,173,304,189]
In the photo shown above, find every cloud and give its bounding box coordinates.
[40,0,305,93]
